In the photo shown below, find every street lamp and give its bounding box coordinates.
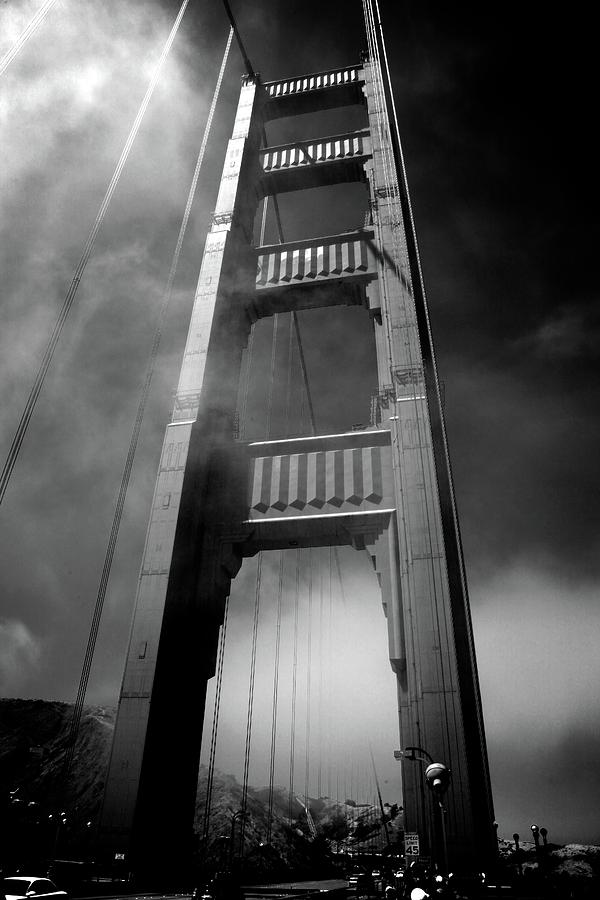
[395,747,434,764]
[531,823,550,871]
[530,823,540,867]
[394,748,451,873]
[425,763,451,796]
[513,833,523,878]
[425,763,451,875]
[394,747,431,859]
[230,810,246,867]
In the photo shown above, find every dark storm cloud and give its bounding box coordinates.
[387,3,600,582]
[0,0,218,698]
[475,564,600,843]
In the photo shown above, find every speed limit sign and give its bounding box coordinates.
[405,832,420,856]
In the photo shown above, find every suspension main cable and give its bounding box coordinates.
[0,0,192,509]
[363,0,457,763]
[0,0,58,77]
[58,18,233,793]
[221,0,255,77]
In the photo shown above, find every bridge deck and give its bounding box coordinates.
[241,878,347,898]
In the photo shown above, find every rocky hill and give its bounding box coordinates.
[1,699,115,870]
[0,698,398,878]
[0,698,114,811]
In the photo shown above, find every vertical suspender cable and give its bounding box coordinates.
[369,743,391,850]
[266,306,298,837]
[266,310,296,841]
[239,186,281,845]
[238,323,255,441]
[0,0,192,509]
[328,546,334,802]
[304,548,313,818]
[284,314,294,438]
[266,553,283,844]
[317,553,323,800]
[240,555,262,854]
[288,550,300,823]
[58,18,233,794]
[268,185,317,439]
[265,314,279,440]
[259,194,269,243]
[223,0,355,839]
[290,313,317,436]
[202,595,230,843]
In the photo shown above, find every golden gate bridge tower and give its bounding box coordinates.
[99,9,496,878]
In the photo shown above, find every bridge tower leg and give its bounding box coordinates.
[99,58,496,878]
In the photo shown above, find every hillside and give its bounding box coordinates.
[0,699,115,869]
[6,699,597,894]
[0,698,398,877]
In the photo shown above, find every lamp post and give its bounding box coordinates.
[229,810,246,869]
[424,763,451,875]
[531,823,550,872]
[394,748,451,874]
[394,747,431,861]
[51,811,68,861]
[530,823,541,871]
[513,833,523,878]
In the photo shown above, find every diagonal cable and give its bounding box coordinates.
[58,19,233,794]
[0,0,58,77]
[0,0,191,509]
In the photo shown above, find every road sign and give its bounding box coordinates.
[405,832,420,856]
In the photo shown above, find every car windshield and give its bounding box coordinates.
[4,880,32,893]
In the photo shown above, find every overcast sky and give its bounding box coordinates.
[1,0,598,847]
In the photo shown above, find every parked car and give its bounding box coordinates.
[3,877,68,900]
